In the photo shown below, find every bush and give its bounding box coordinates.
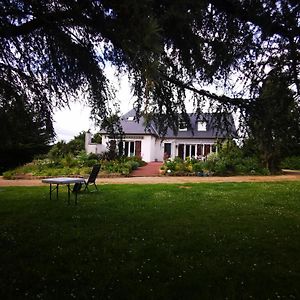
[60,154,78,168]
[159,140,271,177]
[2,170,14,179]
[125,156,147,167]
[165,160,177,172]
[281,156,300,170]
[192,162,204,173]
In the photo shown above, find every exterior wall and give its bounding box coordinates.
[99,135,161,162]
[85,132,106,154]
[153,138,164,161]
[101,135,110,149]
[85,132,218,162]
[140,135,153,162]
[143,136,164,162]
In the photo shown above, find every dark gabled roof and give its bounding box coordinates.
[119,109,237,139]
[118,110,157,135]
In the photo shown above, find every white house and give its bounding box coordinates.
[85,109,236,162]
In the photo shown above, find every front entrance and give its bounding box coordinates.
[135,141,141,157]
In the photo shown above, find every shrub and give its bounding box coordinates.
[125,156,147,167]
[214,159,228,175]
[192,162,204,173]
[2,170,14,179]
[165,160,177,172]
[126,161,139,170]
[61,154,77,168]
[204,153,219,173]
[281,156,300,170]
[159,139,271,177]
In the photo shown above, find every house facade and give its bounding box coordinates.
[85,109,236,162]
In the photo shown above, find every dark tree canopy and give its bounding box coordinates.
[0,95,54,173]
[245,71,300,172]
[0,1,299,134]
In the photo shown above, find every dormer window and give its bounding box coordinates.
[179,122,187,131]
[127,116,135,121]
[197,121,207,131]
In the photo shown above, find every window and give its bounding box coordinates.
[197,121,207,131]
[130,141,135,156]
[119,140,142,157]
[164,143,172,159]
[177,143,213,159]
[185,144,196,158]
[127,116,135,121]
[191,145,196,157]
[179,122,187,131]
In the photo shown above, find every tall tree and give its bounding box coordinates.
[245,71,300,172]
[0,95,54,173]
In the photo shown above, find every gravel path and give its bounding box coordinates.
[1,172,300,186]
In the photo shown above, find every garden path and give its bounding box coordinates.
[130,161,163,177]
[0,170,300,186]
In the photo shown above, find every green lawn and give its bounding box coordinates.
[0,182,300,299]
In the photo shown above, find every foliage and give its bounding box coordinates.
[91,133,102,144]
[3,152,146,179]
[66,131,86,155]
[0,0,299,137]
[205,142,270,175]
[2,128,146,178]
[0,95,54,174]
[100,156,144,176]
[280,156,300,170]
[161,140,269,176]
[245,72,300,173]
[1,182,300,298]
[48,132,86,162]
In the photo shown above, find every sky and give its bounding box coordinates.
[53,72,134,142]
[53,102,92,142]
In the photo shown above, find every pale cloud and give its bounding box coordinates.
[53,102,92,142]
[53,71,134,142]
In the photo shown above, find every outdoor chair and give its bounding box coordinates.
[84,164,101,191]
[73,164,101,193]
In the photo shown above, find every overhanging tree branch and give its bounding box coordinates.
[159,71,250,109]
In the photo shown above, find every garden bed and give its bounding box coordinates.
[3,152,146,179]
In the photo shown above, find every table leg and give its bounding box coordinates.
[67,184,70,205]
[56,184,59,199]
[75,190,78,205]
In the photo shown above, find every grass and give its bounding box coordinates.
[0,182,300,299]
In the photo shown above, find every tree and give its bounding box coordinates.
[0,1,299,152]
[0,95,54,173]
[67,131,86,155]
[245,72,300,172]
[48,131,86,162]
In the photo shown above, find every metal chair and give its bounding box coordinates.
[83,164,101,191]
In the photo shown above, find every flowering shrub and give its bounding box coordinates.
[161,141,269,176]
[161,157,202,176]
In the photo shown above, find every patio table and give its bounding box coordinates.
[42,177,85,204]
